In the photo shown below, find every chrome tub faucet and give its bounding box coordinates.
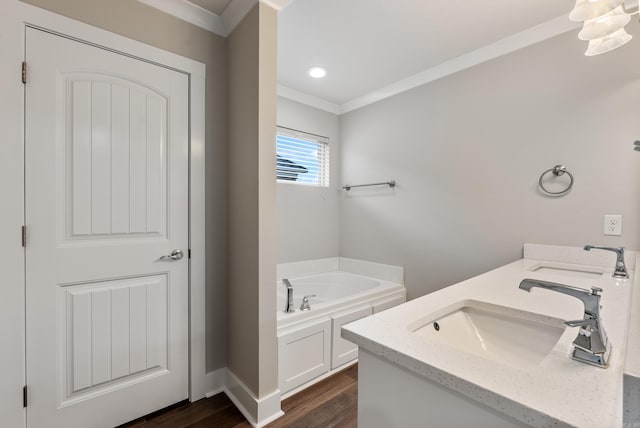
[583,245,629,278]
[300,294,316,311]
[283,279,295,313]
[519,279,610,368]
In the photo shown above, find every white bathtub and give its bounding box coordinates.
[278,272,384,308]
[277,271,405,327]
[276,258,406,396]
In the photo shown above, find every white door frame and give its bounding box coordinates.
[0,2,208,421]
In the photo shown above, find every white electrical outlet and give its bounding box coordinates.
[604,214,622,236]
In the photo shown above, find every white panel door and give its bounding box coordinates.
[25,27,189,428]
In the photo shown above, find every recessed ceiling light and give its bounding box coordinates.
[307,67,327,78]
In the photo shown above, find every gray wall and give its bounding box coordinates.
[340,27,640,300]
[20,0,228,373]
[227,3,278,398]
[277,97,341,263]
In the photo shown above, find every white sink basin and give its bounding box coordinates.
[530,262,604,279]
[410,300,566,368]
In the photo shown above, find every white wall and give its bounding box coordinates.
[277,96,341,263]
[339,28,640,300]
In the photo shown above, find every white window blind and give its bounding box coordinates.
[276,127,330,187]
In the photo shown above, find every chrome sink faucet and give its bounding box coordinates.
[584,245,629,278]
[283,279,295,313]
[519,279,610,368]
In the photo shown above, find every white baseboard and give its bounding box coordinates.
[223,369,284,427]
[200,363,356,425]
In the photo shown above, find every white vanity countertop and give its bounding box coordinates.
[342,245,637,428]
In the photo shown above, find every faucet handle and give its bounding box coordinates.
[584,245,624,254]
[565,318,596,328]
[300,294,316,311]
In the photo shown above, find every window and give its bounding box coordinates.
[276,127,330,187]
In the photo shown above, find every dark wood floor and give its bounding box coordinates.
[120,364,358,428]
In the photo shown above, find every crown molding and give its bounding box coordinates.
[138,0,227,36]
[278,14,581,116]
[137,0,292,37]
[223,0,292,34]
[137,3,582,116]
[277,84,341,115]
[340,15,581,114]
[219,0,254,34]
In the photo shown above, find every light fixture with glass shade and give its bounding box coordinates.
[570,0,622,21]
[570,0,639,55]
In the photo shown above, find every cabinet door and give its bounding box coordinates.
[278,319,332,394]
[332,306,373,369]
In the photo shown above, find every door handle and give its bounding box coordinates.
[160,249,184,261]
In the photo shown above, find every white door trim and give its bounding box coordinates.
[0,3,27,427]
[0,1,210,414]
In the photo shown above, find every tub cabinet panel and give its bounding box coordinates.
[373,294,406,313]
[278,319,332,394]
[332,306,372,369]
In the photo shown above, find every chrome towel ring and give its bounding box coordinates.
[538,165,574,196]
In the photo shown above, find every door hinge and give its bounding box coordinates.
[188,249,191,259]
[23,385,27,408]
[21,225,26,247]
[21,61,27,84]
